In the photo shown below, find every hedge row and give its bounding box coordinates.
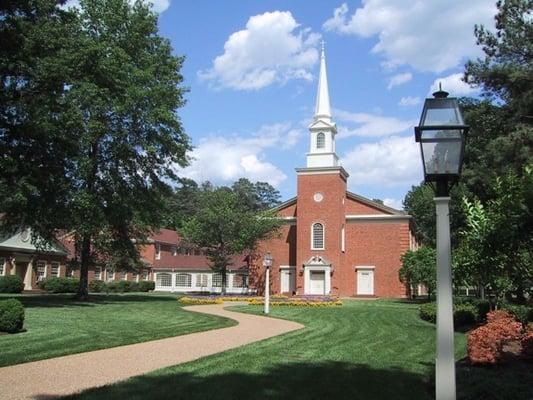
[39,277,78,293]
[419,299,533,327]
[89,280,155,293]
[419,299,490,326]
[37,277,155,293]
[0,276,24,293]
[0,299,25,333]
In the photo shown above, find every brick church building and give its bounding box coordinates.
[250,46,416,298]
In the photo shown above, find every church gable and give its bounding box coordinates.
[272,197,297,218]
[345,192,402,216]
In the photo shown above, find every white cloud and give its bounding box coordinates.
[398,96,421,107]
[387,72,412,89]
[178,123,303,187]
[429,73,479,97]
[334,108,416,138]
[63,0,171,13]
[383,198,404,210]
[198,11,320,90]
[323,1,496,73]
[341,135,422,187]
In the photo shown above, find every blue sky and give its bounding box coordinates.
[126,1,496,208]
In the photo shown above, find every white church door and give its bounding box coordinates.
[309,271,326,295]
[280,269,295,293]
[357,269,374,295]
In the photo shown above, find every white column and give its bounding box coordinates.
[264,268,270,314]
[171,273,176,293]
[325,267,331,294]
[24,260,33,290]
[435,196,456,400]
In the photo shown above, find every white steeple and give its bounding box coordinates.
[314,41,332,121]
[306,42,338,168]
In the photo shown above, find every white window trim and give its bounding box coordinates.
[94,266,102,280]
[155,244,161,260]
[175,273,192,288]
[36,260,47,281]
[50,262,60,278]
[107,269,115,281]
[316,132,325,149]
[311,222,325,250]
[156,272,172,287]
[341,225,345,253]
[0,257,5,276]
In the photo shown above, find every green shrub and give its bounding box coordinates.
[89,280,106,293]
[0,299,25,333]
[0,275,24,293]
[106,281,120,293]
[419,302,437,323]
[116,280,133,292]
[454,303,477,326]
[39,277,79,293]
[138,280,155,292]
[499,303,532,325]
[129,281,140,292]
[419,301,481,326]
[473,299,491,322]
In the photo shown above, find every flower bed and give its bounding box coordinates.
[248,298,342,307]
[177,294,342,307]
[177,296,223,305]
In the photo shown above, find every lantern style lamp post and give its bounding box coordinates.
[263,252,273,314]
[415,86,468,400]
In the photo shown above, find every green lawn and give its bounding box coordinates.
[63,300,471,400]
[0,293,235,367]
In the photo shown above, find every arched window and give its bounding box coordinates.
[176,273,192,287]
[156,272,172,287]
[312,223,324,249]
[316,132,325,149]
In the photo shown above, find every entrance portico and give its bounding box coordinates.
[303,256,331,295]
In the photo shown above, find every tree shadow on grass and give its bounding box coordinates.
[56,361,432,400]
[0,293,177,309]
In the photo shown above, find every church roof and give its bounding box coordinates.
[346,191,405,215]
[272,191,405,215]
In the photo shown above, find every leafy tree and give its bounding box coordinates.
[454,167,533,303]
[0,0,191,298]
[231,178,282,211]
[464,0,533,118]
[180,188,281,294]
[403,183,469,247]
[0,0,76,246]
[399,247,437,299]
[165,178,200,229]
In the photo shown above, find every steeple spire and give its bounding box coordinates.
[314,41,331,121]
[305,41,338,169]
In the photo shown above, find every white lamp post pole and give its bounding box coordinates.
[263,252,272,314]
[435,196,456,400]
[264,266,270,314]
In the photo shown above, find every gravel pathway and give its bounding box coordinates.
[0,302,304,400]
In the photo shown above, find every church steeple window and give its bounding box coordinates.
[316,133,325,149]
[312,223,325,250]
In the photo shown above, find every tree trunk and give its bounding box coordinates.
[77,235,91,300]
[221,266,227,295]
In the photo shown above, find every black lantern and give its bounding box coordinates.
[263,252,272,270]
[415,86,469,196]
